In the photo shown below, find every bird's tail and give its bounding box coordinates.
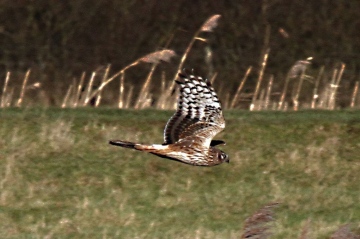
[109,140,137,149]
[109,140,167,152]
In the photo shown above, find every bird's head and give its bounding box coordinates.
[217,150,230,164]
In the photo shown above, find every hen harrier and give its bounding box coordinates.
[109,70,229,166]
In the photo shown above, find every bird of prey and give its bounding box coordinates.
[109,70,229,166]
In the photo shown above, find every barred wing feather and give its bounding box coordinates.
[163,70,225,146]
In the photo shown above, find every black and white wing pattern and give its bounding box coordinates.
[163,70,225,147]
[110,69,229,167]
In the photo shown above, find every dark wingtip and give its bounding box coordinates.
[109,140,136,149]
[109,140,117,146]
[210,140,226,147]
[178,68,188,79]
[177,69,191,84]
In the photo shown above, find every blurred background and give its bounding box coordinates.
[0,0,359,108]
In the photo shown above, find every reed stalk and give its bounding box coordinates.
[66,78,75,107]
[258,89,265,110]
[223,90,230,109]
[209,72,218,85]
[62,84,73,108]
[89,49,175,102]
[264,75,274,110]
[251,23,270,111]
[350,81,359,108]
[330,63,345,109]
[156,15,221,109]
[16,69,31,107]
[278,74,291,110]
[157,71,167,110]
[83,72,96,106]
[251,48,269,111]
[326,68,338,109]
[327,63,345,110]
[125,85,133,109]
[311,66,324,109]
[118,72,125,108]
[205,45,214,79]
[292,67,307,111]
[6,88,14,107]
[161,71,166,94]
[1,72,10,108]
[73,72,86,107]
[95,65,111,107]
[230,66,252,109]
[135,63,157,109]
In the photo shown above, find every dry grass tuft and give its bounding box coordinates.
[330,225,360,239]
[241,202,280,239]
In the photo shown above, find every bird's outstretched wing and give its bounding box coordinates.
[163,70,225,147]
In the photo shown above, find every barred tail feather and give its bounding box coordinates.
[109,140,167,152]
[109,140,136,149]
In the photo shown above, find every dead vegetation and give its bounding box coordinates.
[1,15,359,110]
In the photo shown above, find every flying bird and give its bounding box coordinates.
[109,70,229,166]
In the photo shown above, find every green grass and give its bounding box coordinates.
[0,108,359,238]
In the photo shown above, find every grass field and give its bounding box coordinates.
[0,108,359,238]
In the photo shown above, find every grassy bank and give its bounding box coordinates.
[0,108,359,238]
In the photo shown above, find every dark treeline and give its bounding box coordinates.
[1,0,359,105]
